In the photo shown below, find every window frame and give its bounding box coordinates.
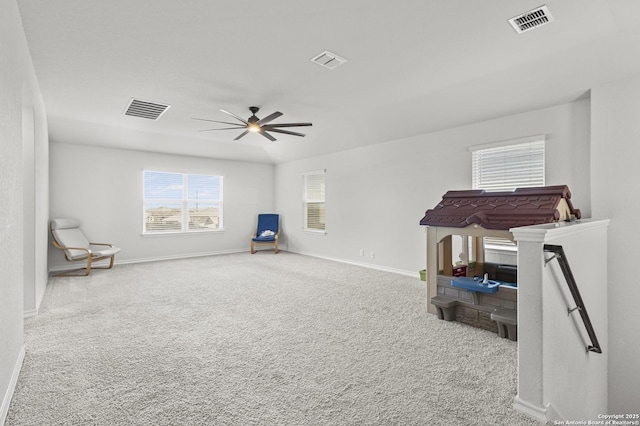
[302,169,326,234]
[469,135,545,252]
[142,170,224,235]
[469,134,545,192]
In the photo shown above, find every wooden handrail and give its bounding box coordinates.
[543,244,602,354]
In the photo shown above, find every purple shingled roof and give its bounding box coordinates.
[419,185,581,230]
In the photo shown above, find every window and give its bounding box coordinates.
[303,170,326,232]
[471,135,545,191]
[470,135,545,253]
[143,170,223,234]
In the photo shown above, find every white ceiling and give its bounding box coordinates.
[16,0,640,164]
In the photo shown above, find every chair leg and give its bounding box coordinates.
[274,241,278,254]
[52,255,121,277]
[52,269,89,277]
[251,241,256,254]
[90,255,117,271]
[51,257,92,277]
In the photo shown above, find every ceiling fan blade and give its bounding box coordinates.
[198,127,246,132]
[266,128,306,137]
[234,130,250,140]
[220,109,249,125]
[259,130,277,141]
[257,111,283,125]
[192,117,248,127]
[263,122,312,128]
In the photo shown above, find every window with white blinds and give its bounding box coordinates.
[470,136,545,191]
[143,170,223,234]
[303,170,326,232]
[470,135,545,250]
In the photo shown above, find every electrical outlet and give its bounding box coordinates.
[359,249,364,256]
[370,251,375,258]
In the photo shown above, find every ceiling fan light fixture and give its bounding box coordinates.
[192,106,312,142]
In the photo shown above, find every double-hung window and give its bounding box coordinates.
[143,170,223,234]
[469,135,545,253]
[303,170,326,232]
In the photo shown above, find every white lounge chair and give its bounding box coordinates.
[50,218,121,276]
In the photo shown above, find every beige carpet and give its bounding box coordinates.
[6,252,539,425]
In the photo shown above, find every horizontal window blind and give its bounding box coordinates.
[303,170,326,231]
[471,138,545,192]
[471,137,545,249]
[143,170,223,234]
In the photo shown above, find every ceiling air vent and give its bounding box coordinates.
[310,50,347,70]
[124,98,170,120]
[509,5,554,34]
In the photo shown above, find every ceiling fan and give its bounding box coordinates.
[193,106,312,141]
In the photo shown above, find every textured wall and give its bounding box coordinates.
[1,0,26,421]
[1,1,51,419]
[591,74,640,414]
[275,100,592,275]
[48,142,276,267]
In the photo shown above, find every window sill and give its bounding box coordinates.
[141,229,225,237]
[484,244,517,253]
[303,228,327,235]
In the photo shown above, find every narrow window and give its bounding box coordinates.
[143,170,223,234]
[303,170,326,232]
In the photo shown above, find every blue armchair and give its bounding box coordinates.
[251,214,280,254]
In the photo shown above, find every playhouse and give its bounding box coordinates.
[419,185,581,340]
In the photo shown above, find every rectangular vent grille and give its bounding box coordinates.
[310,50,347,70]
[124,98,170,120]
[509,5,554,34]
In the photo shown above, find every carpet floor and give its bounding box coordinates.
[6,252,539,425]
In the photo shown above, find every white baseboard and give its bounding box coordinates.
[288,249,418,278]
[113,249,248,266]
[23,309,38,319]
[48,249,418,279]
[48,248,248,273]
[513,395,549,423]
[0,345,25,426]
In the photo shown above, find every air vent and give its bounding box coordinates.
[310,50,347,70]
[124,98,170,120]
[509,5,554,34]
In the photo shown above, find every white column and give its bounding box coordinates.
[511,234,547,421]
[511,219,609,422]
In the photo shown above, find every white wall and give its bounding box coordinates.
[591,74,640,414]
[275,99,591,275]
[0,0,49,422]
[21,72,49,318]
[49,142,275,268]
[513,221,609,422]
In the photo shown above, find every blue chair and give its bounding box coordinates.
[251,214,280,254]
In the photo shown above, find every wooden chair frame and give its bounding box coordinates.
[50,225,118,277]
[251,227,280,254]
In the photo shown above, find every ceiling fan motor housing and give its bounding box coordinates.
[248,106,260,126]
